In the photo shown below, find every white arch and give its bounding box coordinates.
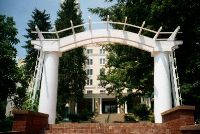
[32,29,182,55]
[31,19,183,124]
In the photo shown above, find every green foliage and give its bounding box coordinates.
[134,104,150,121]
[125,104,152,122]
[55,0,86,121]
[67,110,94,122]
[22,91,39,111]
[0,116,13,132]
[0,15,19,119]
[13,62,27,110]
[98,44,153,104]
[90,0,200,122]
[125,114,138,122]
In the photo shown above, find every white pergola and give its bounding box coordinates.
[31,16,182,124]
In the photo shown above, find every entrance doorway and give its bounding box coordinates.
[102,99,117,113]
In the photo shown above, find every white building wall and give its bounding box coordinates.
[84,44,107,95]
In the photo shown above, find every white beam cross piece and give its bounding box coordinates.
[70,20,75,36]
[35,25,45,50]
[168,26,181,40]
[153,26,162,40]
[54,25,59,39]
[106,15,110,31]
[35,25,45,40]
[89,16,92,31]
[123,17,127,31]
[138,21,145,35]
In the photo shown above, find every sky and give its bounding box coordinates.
[0,0,114,58]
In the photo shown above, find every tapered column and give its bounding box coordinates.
[154,52,172,123]
[75,103,77,114]
[99,98,102,114]
[117,105,120,114]
[38,52,60,124]
[124,101,128,114]
[92,98,95,112]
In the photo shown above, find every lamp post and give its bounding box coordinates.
[63,103,70,122]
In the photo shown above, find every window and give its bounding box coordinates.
[87,90,93,94]
[100,48,105,54]
[87,59,93,65]
[86,79,93,85]
[86,69,93,75]
[100,58,105,65]
[100,90,106,94]
[87,49,93,54]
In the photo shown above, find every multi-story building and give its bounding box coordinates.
[83,44,127,114]
[83,44,152,115]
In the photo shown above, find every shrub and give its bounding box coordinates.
[134,104,150,121]
[0,116,13,132]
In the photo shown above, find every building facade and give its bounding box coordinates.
[83,44,151,115]
[84,44,124,114]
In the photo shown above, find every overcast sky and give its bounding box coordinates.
[0,0,114,58]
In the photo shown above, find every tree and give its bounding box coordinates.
[0,15,19,119]
[99,44,153,105]
[23,9,52,111]
[90,0,200,122]
[55,0,86,120]
[90,1,154,104]
[24,9,52,82]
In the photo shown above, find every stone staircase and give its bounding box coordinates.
[108,114,125,123]
[94,114,125,123]
[44,123,168,134]
[94,114,109,123]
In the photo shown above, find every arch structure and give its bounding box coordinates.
[31,16,182,124]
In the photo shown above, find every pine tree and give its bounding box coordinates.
[23,9,52,110]
[24,9,52,82]
[55,0,86,120]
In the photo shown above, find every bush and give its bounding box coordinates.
[68,114,79,122]
[125,114,138,122]
[134,104,150,121]
[0,116,13,132]
[67,111,94,122]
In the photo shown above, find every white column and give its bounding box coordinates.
[92,98,95,112]
[38,52,60,124]
[117,105,120,114]
[154,52,172,123]
[99,98,102,114]
[75,103,77,114]
[124,101,128,114]
[148,98,151,108]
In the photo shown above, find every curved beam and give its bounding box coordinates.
[32,29,182,54]
[59,29,154,52]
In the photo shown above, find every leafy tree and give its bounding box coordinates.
[90,0,200,122]
[23,9,52,111]
[99,44,153,105]
[90,1,154,104]
[0,15,19,119]
[55,0,86,120]
[13,61,27,109]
